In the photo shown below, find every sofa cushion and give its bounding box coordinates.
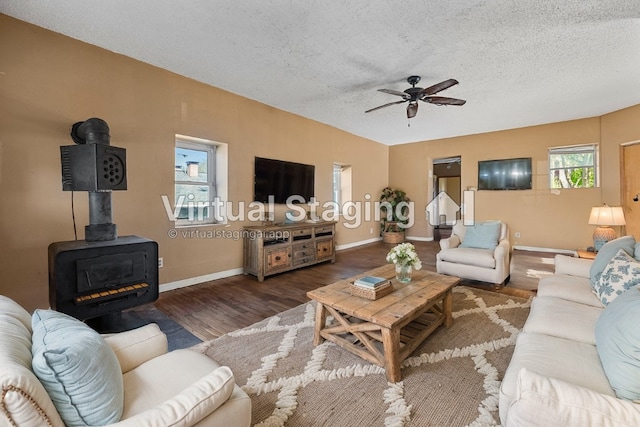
[104,323,168,374]
[537,274,603,307]
[459,221,501,250]
[437,247,496,268]
[31,309,124,426]
[590,235,636,287]
[506,368,640,427]
[593,249,640,306]
[595,285,640,401]
[121,349,234,420]
[553,254,592,278]
[499,332,614,425]
[523,296,602,345]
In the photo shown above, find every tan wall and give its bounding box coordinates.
[390,112,640,249]
[0,15,388,311]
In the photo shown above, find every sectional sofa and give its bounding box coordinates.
[499,236,640,426]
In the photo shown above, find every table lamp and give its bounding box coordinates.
[588,204,626,251]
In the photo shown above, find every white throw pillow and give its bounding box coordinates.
[593,249,640,306]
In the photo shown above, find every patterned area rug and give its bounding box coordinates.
[194,286,531,426]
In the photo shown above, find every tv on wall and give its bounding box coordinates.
[254,157,315,204]
[477,157,532,191]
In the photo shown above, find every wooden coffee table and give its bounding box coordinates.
[307,264,460,382]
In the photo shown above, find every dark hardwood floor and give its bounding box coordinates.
[150,240,556,342]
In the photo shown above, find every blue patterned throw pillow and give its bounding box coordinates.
[589,235,636,287]
[593,249,640,306]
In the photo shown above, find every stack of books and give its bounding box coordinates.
[352,275,390,289]
[350,275,393,300]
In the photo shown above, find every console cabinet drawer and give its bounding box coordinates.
[293,242,316,266]
[315,225,334,236]
[291,228,313,239]
[265,247,291,273]
[316,239,334,261]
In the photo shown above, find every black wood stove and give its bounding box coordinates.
[48,118,158,326]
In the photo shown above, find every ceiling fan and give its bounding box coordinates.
[365,76,466,119]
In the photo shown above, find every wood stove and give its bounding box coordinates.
[49,118,159,325]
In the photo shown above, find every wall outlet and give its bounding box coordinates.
[515,232,521,238]
[158,257,163,268]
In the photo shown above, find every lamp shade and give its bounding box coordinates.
[588,205,626,226]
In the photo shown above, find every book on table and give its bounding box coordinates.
[353,276,390,288]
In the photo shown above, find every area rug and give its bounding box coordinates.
[193,286,531,427]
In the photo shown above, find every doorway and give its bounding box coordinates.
[622,142,640,239]
[432,156,461,240]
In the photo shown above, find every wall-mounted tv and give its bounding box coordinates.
[478,157,532,191]
[254,157,315,204]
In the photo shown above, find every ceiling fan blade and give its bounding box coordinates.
[407,103,418,118]
[422,96,466,106]
[365,99,407,113]
[420,78,459,95]
[378,88,409,99]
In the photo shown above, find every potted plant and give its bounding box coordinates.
[379,187,411,243]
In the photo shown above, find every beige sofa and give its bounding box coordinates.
[436,220,510,288]
[499,248,640,426]
[0,295,251,427]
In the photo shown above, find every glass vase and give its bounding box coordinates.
[395,263,412,283]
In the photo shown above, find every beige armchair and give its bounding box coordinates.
[436,220,511,289]
[0,295,251,427]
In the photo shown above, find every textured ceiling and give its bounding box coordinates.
[3,1,640,145]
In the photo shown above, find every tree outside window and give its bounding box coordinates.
[549,144,598,189]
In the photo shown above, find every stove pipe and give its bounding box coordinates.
[62,118,127,241]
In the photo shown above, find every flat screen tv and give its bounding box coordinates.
[477,157,532,190]
[254,157,315,204]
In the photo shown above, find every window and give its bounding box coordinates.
[549,144,598,189]
[175,135,228,226]
[332,163,352,213]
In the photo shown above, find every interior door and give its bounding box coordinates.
[622,143,640,239]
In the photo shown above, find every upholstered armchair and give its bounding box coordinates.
[0,295,251,427]
[436,220,511,289]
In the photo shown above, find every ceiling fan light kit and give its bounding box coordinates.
[365,76,466,121]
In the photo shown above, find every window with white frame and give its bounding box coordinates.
[549,144,598,189]
[333,163,352,213]
[175,135,228,226]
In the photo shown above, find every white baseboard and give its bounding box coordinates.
[406,236,434,242]
[336,237,381,251]
[513,245,576,255]
[159,267,244,293]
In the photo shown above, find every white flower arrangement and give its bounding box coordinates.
[386,242,422,270]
